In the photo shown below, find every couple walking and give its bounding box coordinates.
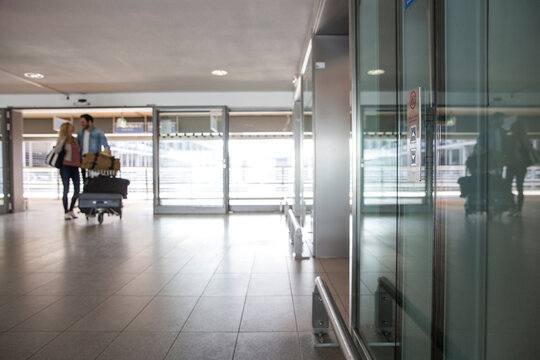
[53,114,109,220]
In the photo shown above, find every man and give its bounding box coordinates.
[78,114,109,181]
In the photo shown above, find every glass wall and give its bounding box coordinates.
[352,0,540,359]
[302,52,314,231]
[154,108,227,213]
[0,110,6,212]
[228,113,294,208]
[353,0,399,359]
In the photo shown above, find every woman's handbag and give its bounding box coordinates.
[46,147,65,169]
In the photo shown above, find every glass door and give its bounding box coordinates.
[153,107,228,214]
[0,109,9,213]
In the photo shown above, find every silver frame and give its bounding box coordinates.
[152,106,229,215]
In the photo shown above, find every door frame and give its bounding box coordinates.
[152,105,229,214]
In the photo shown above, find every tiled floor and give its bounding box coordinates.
[0,200,346,360]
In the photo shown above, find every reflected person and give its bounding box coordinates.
[506,120,535,216]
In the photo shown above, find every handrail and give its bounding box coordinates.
[314,276,362,360]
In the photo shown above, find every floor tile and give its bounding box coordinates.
[289,273,323,296]
[247,273,291,296]
[0,295,60,331]
[31,331,117,360]
[240,296,296,332]
[319,259,349,273]
[0,331,58,360]
[183,296,245,332]
[69,295,152,331]
[203,274,250,297]
[215,258,253,274]
[298,332,345,360]
[126,296,198,331]
[97,331,178,360]
[287,258,324,273]
[159,273,213,297]
[293,296,313,332]
[29,273,137,296]
[166,332,237,360]
[144,258,191,274]
[14,295,107,331]
[116,271,176,296]
[234,332,301,360]
[0,273,60,295]
[252,257,289,273]
[179,258,222,274]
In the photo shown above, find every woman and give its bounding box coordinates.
[54,122,81,220]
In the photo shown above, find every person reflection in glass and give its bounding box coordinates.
[461,112,512,218]
[506,119,534,216]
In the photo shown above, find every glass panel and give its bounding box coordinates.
[486,2,540,357]
[0,111,4,210]
[302,55,314,229]
[157,110,224,208]
[354,0,398,358]
[442,1,540,359]
[440,1,488,359]
[229,138,294,206]
[399,0,434,358]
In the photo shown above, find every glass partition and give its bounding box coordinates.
[0,109,7,213]
[353,0,399,358]
[352,0,540,359]
[302,53,314,236]
[153,107,227,214]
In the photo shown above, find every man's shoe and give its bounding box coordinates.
[64,213,72,220]
[69,211,78,219]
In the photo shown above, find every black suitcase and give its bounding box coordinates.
[84,176,130,199]
[79,192,123,214]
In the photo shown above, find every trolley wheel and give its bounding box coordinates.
[98,213,104,224]
[85,215,89,221]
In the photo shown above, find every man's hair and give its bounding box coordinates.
[80,114,94,123]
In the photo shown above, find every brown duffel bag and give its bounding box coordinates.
[81,152,120,171]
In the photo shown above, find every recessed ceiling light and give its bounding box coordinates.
[211,70,228,76]
[24,72,44,79]
[367,69,385,76]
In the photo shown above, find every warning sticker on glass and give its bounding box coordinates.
[407,87,421,181]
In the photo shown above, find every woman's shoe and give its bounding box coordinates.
[68,211,78,219]
[64,213,72,220]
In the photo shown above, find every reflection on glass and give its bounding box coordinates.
[354,0,398,359]
[0,112,3,208]
[158,111,224,207]
[302,54,314,227]
[354,0,540,358]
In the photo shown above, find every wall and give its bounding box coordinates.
[312,35,350,258]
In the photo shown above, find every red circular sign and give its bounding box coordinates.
[409,91,417,110]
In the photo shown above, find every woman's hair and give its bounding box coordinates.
[59,122,74,144]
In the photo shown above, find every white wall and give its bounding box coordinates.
[0,91,294,109]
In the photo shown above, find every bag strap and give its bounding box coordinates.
[91,152,98,170]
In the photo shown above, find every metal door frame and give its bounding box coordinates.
[152,105,229,214]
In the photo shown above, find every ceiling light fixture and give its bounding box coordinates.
[211,70,228,76]
[367,69,385,76]
[24,72,44,79]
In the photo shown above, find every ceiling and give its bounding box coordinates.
[0,0,315,94]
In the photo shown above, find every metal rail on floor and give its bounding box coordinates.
[286,207,309,259]
[313,276,362,360]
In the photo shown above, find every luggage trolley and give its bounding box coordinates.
[79,167,130,224]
